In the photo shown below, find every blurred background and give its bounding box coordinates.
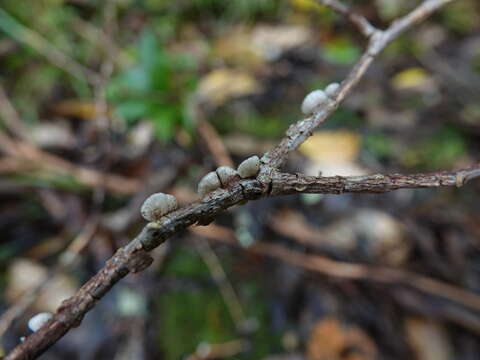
[0,0,479,359]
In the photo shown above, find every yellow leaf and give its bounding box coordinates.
[212,27,264,69]
[197,69,261,106]
[53,99,109,120]
[391,67,431,90]
[290,0,324,12]
[299,130,361,163]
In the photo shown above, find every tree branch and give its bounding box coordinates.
[4,1,460,359]
[261,0,454,169]
[270,167,480,196]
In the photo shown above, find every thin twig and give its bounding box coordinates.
[6,162,477,359]
[0,105,138,194]
[261,0,455,169]
[0,84,29,141]
[0,221,98,341]
[13,140,140,194]
[269,168,480,196]
[90,0,116,208]
[4,1,458,358]
[191,224,480,331]
[0,8,100,84]
[194,238,246,331]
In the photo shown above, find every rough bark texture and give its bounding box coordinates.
[4,0,467,359]
[270,168,480,195]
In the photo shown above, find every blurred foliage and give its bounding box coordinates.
[7,172,87,192]
[363,132,394,160]
[323,37,361,65]
[0,5,81,122]
[141,0,283,22]
[108,29,197,142]
[441,0,479,34]
[157,245,279,359]
[0,0,479,358]
[402,127,467,169]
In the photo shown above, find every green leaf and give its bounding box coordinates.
[323,38,361,65]
[139,28,161,72]
[151,105,179,141]
[114,101,151,124]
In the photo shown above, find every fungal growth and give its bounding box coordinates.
[141,192,178,221]
[325,82,340,98]
[216,166,238,186]
[237,155,260,178]
[301,89,327,115]
[28,312,53,332]
[198,171,221,197]
[301,83,341,115]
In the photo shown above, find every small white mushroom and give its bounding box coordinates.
[141,193,178,221]
[301,89,327,115]
[325,82,340,98]
[28,312,53,332]
[216,166,238,186]
[237,156,260,178]
[198,171,221,197]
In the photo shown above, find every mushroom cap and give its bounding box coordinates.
[141,193,178,221]
[216,166,238,186]
[28,312,53,332]
[237,155,260,178]
[325,82,340,98]
[198,171,221,197]
[301,89,327,115]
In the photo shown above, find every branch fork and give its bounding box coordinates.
[5,1,469,359]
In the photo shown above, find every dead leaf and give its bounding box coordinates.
[299,131,361,163]
[323,209,409,265]
[307,317,377,360]
[31,122,75,149]
[391,67,436,91]
[271,209,409,265]
[197,69,262,106]
[52,99,109,120]
[299,130,366,176]
[212,27,265,70]
[405,318,453,360]
[6,258,77,313]
[212,24,312,68]
[251,25,312,61]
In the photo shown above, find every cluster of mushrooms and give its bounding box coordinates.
[301,82,340,115]
[24,83,342,335]
[25,156,262,335]
[139,80,341,226]
[140,155,261,222]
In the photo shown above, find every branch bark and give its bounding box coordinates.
[269,167,480,196]
[4,1,463,359]
[261,0,454,169]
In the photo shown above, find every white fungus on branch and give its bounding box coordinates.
[216,166,238,186]
[28,312,53,332]
[325,82,340,98]
[197,159,260,197]
[301,89,327,115]
[198,171,222,197]
[141,193,178,221]
[301,83,341,115]
[237,155,260,178]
